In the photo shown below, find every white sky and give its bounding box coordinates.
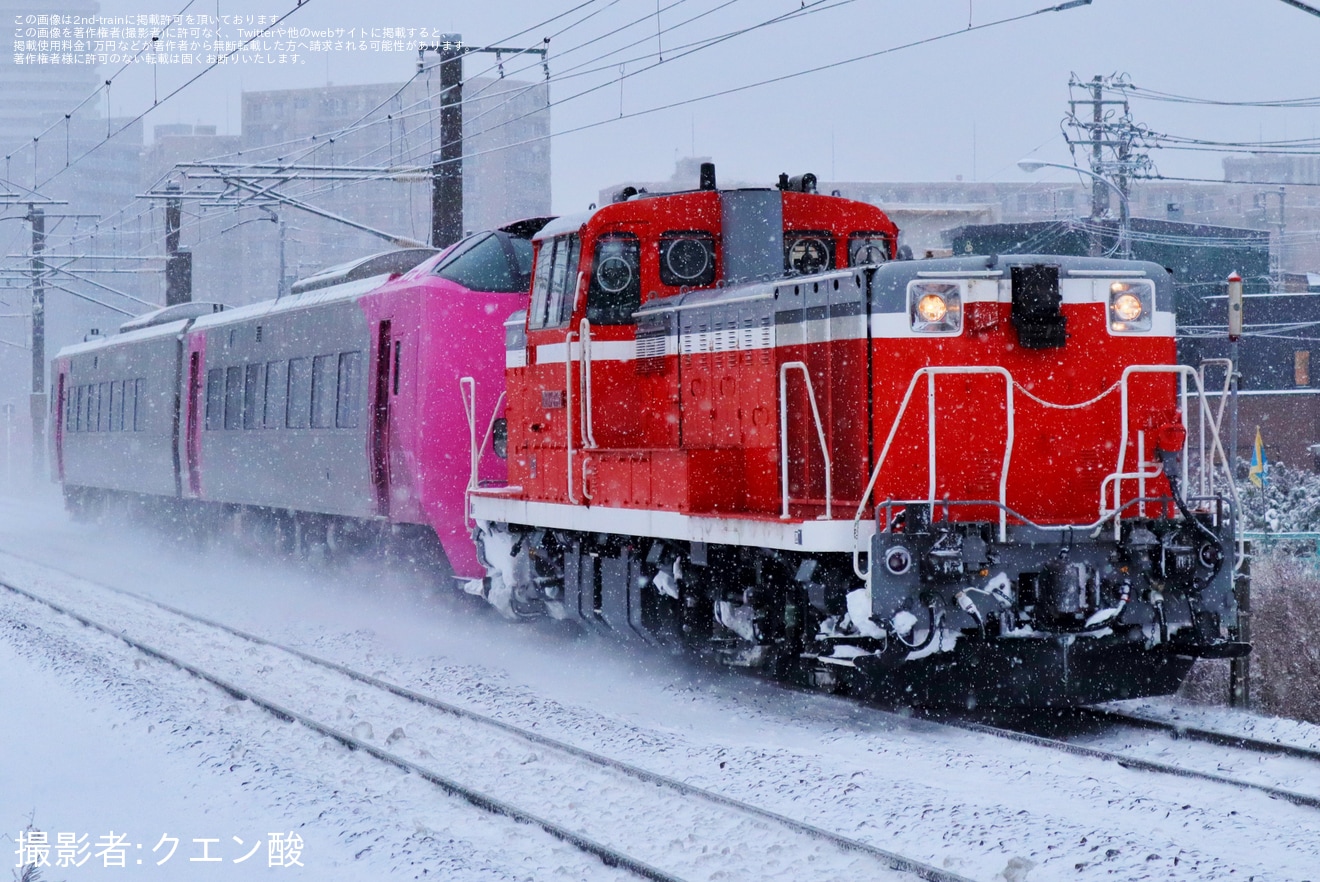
[72,0,1320,213]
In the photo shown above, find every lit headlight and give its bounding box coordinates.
[908,281,962,334]
[1108,280,1154,332]
[917,293,948,322]
[1112,292,1143,322]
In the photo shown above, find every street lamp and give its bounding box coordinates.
[1017,159,1131,259]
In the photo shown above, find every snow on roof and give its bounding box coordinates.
[57,318,194,358]
[533,208,598,241]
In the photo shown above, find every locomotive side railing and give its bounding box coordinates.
[460,376,507,527]
[851,366,1015,579]
[850,363,1242,581]
[564,328,578,504]
[1108,364,1241,566]
[778,361,832,520]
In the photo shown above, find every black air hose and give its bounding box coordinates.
[1159,450,1224,591]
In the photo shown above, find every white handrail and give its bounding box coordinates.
[1197,358,1233,500]
[460,376,477,526]
[579,317,597,449]
[851,366,1015,579]
[564,329,577,505]
[778,361,832,520]
[1108,364,1242,566]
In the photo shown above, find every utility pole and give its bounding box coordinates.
[1089,75,1106,223]
[419,35,549,249]
[431,34,464,249]
[1064,74,1151,258]
[27,203,45,475]
[164,182,192,305]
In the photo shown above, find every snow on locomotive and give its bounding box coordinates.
[468,165,1245,706]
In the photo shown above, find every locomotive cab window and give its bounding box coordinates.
[785,231,835,275]
[529,234,581,329]
[848,233,890,267]
[658,230,716,288]
[587,232,641,325]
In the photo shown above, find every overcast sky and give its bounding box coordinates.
[82,0,1320,212]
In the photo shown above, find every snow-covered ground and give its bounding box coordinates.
[3,488,1320,881]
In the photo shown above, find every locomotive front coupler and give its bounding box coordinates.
[867,501,1236,651]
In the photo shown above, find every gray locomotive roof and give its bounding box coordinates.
[871,254,1174,310]
[634,267,863,317]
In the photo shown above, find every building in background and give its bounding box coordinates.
[231,75,550,303]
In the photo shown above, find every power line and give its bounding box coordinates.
[37,0,316,191]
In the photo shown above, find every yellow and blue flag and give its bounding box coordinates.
[1249,426,1269,489]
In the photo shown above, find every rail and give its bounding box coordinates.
[1197,358,1234,500]
[851,363,1241,581]
[579,317,597,449]
[1108,365,1240,566]
[564,328,577,504]
[460,376,507,526]
[778,362,832,520]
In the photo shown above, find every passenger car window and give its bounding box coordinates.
[264,361,287,428]
[243,364,264,429]
[286,357,311,429]
[311,354,337,429]
[224,366,243,430]
[205,369,223,431]
[336,351,362,429]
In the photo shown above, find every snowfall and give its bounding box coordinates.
[2,488,1319,882]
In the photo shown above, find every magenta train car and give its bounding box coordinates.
[52,219,551,577]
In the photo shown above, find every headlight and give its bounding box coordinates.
[917,293,948,322]
[908,281,962,334]
[1108,280,1153,332]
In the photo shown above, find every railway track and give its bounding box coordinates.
[0,562,973,882]
[931,707,1320,811]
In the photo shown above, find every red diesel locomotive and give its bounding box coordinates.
[468,164,1244,706]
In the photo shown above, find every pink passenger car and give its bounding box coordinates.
[52,219,550,578]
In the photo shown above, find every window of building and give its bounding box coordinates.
[1296,350,1311,387]
[311,354,337,428]
[336,351,362,429]
[206,368,224,430]
[243,363,264,429]
[224,366,243,430]
[286,357,312,429]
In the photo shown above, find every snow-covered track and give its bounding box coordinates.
[1,578,681,882]
[0,565,974,882]
[1083,705,1320,764]
[933,711,1320,811]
